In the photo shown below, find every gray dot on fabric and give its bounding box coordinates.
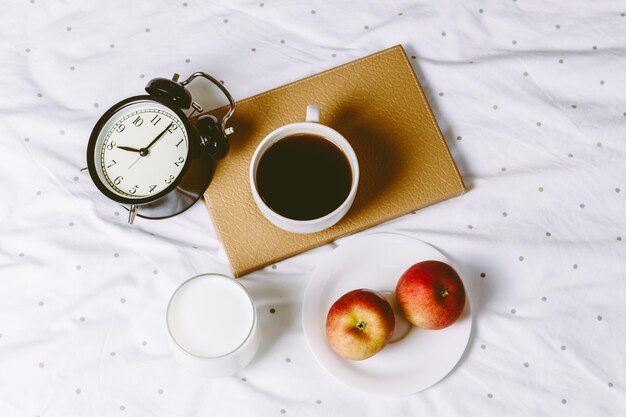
[114,211,120,216]
[80,316,85,322]
[66,26,72,31]
[260,3,264,6]
[597,142,602,147]
[493,105,498,110]
[572,104,577,108]
[223,19,228,23]
[501,167,506,172]
[26,48,31,53]
[468,225,473,229]
[573,264,578,269]
[271,265,277,270]
[316,400,322,404]
[600,80,604,85]
[609,382,614,387]
[439,92,444,96]
[76,265,81,270]
[37,191,42,195]
[185,58,190,63]
[37,93,42,97]
[615,188,620,193]
[270,308,276,314]
[487,393,493,398]
[597,315,602,321]
[481,344,486,349]
[518,256,524,261]
[285,358,291,363]
[523,71,528,76]
[561,345,566,351]
[251,48,256,52]
[510,309,516,314]
[546,232,551,237]
[25,137,30,142]
[69,222,74,227]
[561,399,567,405]
[158,389,163,394]
[120,405,125,411]
[512,40,517,45]
[241,377,247,382]
[537,122,542,126]
[568,153,573,158]
[142,341,147,346]
[39,362,44,368]
[73,176,78,181]
[618,237,622,241]
[114,253,119,258]
[94,103,99,108]
[539,187,544,192]
[110,44,115,48]
[38,301,44,306]
[76,388,81,394]
[524,362,529,367]
[457,136,462,140]
[153,270,158,275]
[19,253,24,257]
[146,28,150,32]
[364,25,369,30]
[479,9,483,13]
[60,130,65,135]
[442,31,447,36]
[556,24,561,29]
[110,351,116,356]
[120,298,126,303]
[480,272,486,278]
[139,74,145,79]
[70,66,75,71]
[542,296,547,301]
[311,10,316,14]
[183,2,188,6]
[579,203,585,209]
[622,12,625,17]
[331,53,336,57]
[280,39,285,44]
[398,12,403,16]
[503,212,508,217]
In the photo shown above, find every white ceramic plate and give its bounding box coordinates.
[302,233,472,396]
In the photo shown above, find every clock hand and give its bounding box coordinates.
[117,146,141,153]
[128,156,142,169]
[142,122,174,152]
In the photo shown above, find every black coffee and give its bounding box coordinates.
[256,134,352,221]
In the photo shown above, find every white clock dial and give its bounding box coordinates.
[93,101,189,199]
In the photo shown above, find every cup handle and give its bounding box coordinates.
[305,104,320,123]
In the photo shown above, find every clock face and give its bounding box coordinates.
[91,100,189,201]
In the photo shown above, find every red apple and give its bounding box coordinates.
[396,260,466,330]
[325,289,395,360]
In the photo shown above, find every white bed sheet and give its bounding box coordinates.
[1,1,625,415]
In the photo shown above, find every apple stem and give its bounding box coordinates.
[356,321,367,331]
[440,288,449,298]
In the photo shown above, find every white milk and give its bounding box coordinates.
[167,275,255,358]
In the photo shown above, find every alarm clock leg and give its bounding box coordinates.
[128,205,138,224]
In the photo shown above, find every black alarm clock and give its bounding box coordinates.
[86,72,235,224]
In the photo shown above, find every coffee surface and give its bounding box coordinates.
[256,134,352,221]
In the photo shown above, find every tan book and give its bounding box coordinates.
[204,45,465,277]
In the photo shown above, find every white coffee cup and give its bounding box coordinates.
[166,273,260,377]
[249,105,359,234]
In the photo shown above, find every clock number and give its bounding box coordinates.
[167,123,178,133]
[132,116,144,127]
[149,185,157,193]
[128,185,138,195]
[165,174,175,184]
[106,160,117,169]
[150,115,162,126]
[174,156,184,167]
[114,176,123,186]
[106,141,117,150]
[176,138,184,147]
[116,124,126,133]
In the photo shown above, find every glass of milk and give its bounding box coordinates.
[166,273,260,377]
